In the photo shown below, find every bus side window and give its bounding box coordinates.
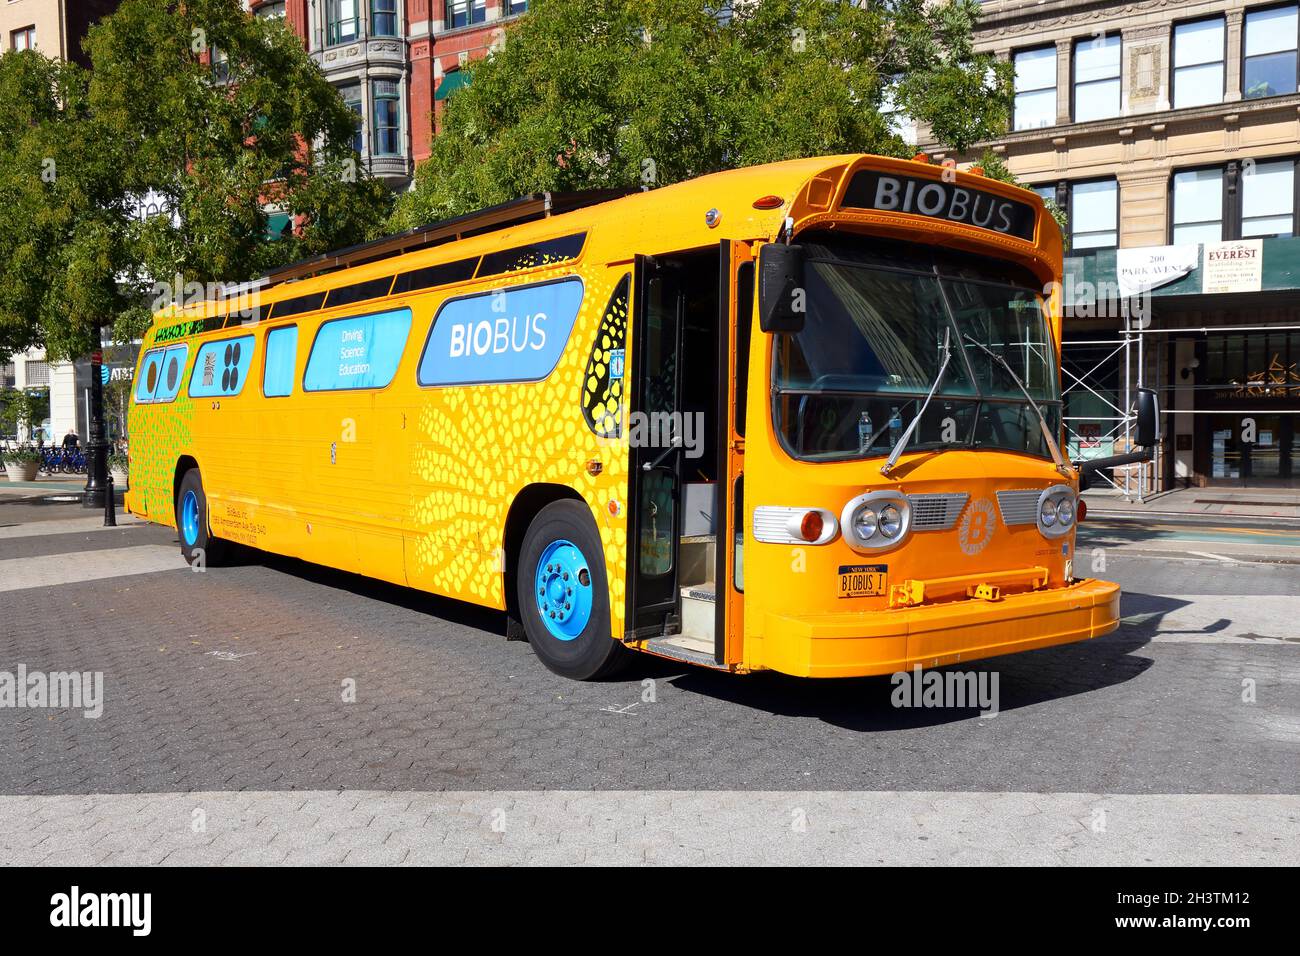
[263,326,299,398]
[190,335,256,398]
[152,345,189,403]
[135,349,165,404]
[304,309,412,392]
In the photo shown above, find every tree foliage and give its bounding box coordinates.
[0,0,392,361]
[0,52,132,361]
[393,0,1012,227]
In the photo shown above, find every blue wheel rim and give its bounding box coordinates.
[180,490,200,548]
[534,538,593,641]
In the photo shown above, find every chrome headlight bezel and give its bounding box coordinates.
[1036,484,1076,539]
[841,491,911,553]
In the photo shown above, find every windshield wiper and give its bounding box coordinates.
[961,334,1072,477]
[880,327,952,477]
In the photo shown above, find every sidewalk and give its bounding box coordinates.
[0,474,123,499]
[1082,484,1300,520]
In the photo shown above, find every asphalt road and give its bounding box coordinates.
[0,495,1295,864]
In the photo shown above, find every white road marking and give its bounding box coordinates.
[0,514,148,540]
[0,790,1293,866]
[0,545,185,593]
[1187,550,1240,563]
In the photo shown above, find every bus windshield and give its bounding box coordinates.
[773,236,1061,463]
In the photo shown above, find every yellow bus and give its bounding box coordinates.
[126,153,1151,680]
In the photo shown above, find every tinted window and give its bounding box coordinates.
[326,275,394,309]
[392,256,479,295]
[419,278,584,387]
[268,290,327,320]
[477,234,586,278]
[304,308,412,391]
[263,325,299,398]
[190,336,256,397]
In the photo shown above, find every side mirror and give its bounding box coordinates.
[758,243,806,334]
[1135,387,1158,448]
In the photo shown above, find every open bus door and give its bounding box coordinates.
[625,243,751,668]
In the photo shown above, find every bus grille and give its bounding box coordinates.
[908,493,969,531]
[995,489,1041,526]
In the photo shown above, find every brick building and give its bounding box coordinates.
[262,0,528,191]
[920,0,1300,491]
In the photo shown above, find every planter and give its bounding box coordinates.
[110,468,129,490]
[5,461,39,482]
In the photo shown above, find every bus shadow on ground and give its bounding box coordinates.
[654,593,1204,732]
[231,543,510,637]
[213,544,1213,732]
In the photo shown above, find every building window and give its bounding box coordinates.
[1243,4,1299,99]
[265,210,293,242]
[211,45,230,83]
[24,361,50,386]
[11,26,35,50]
[1073,34,1122,122]
[339,83,364,155]
[255,1,286,19]
[448,0,487,29]
[372,0,398,36]
[506,0,529,14]
[1173,17,1225,108]
[1069,180,1118,250]
[1242,159,1296,238]
[372,80,401,156]
[327,0,360,45]
[1013,45,1056,131]
[1172,168,1225,244]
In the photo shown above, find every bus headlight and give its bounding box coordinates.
[1040,499,1057,527]
[1036,484,1076,538]
[1056,498,1074,526]
[841,492,911,553]
[879,505,904,538]
[852,507,879,540]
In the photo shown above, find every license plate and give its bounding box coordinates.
[838,564,888,598]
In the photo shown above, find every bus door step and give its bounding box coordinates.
[644,631,726,670]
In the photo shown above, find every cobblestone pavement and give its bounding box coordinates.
[0,498,1296,865]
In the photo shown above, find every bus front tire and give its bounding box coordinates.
[176,468,229,567]
[517,500,629,681]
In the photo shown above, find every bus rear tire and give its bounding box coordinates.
[517,500,629,680]
[176,468,229,567]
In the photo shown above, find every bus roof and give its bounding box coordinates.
[153,154,1053,327]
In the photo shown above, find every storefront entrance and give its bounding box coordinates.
[1194,329,1300,487]
[1205,413,1296,484]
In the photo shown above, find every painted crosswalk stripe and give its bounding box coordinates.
[0,545,184,592]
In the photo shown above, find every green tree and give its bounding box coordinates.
[0,0,394,364]
[393,0,1012,227]
[0,51,134,362]
[85,0,392,338]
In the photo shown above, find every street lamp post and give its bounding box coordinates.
[82,348,109,509]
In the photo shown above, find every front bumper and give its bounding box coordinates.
[755,577,1120,678]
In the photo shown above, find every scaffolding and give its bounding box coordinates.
[1061,314,1148,502]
